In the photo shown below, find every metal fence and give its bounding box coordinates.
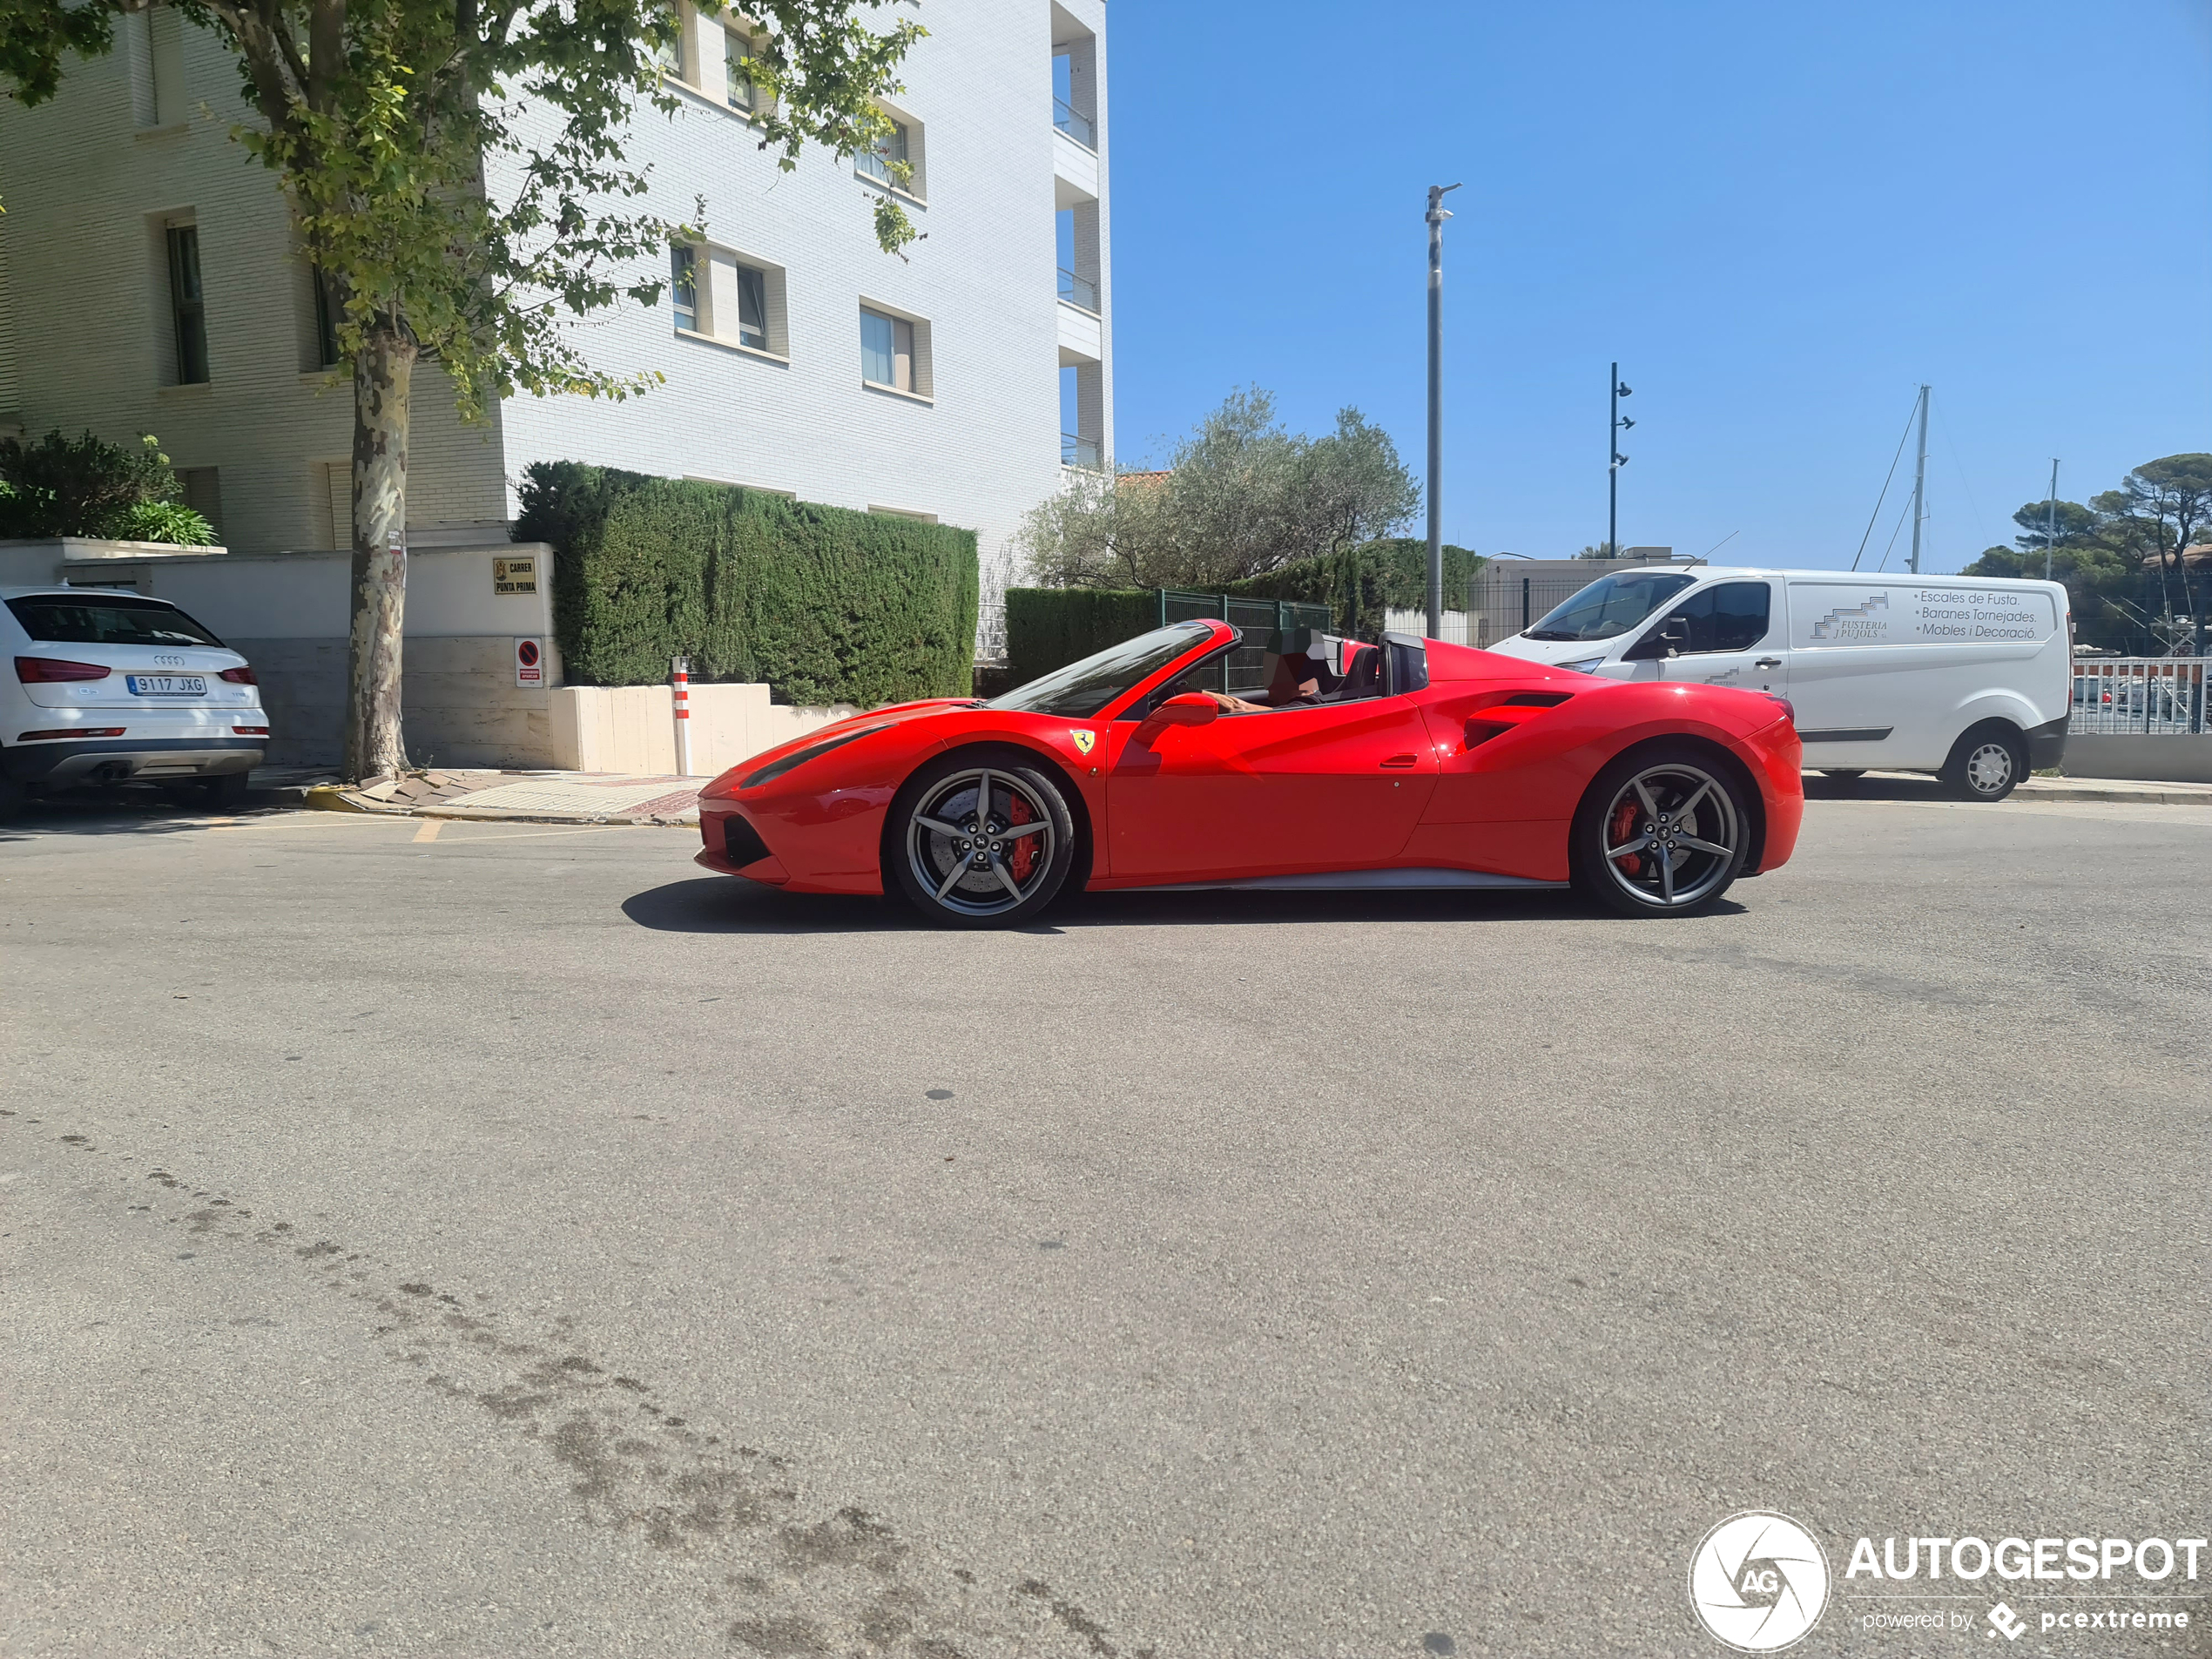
[1057,266,1099,313]
[1468,569,1607,647]
[1158,591,1334,694]
[1053,98,1095,148]
[1061,431,1101,469]
[2069,658,2209,734]
[1384,607,1474,646]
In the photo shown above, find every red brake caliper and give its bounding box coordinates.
[1006,792,1038,883]
[1608,799,1642,877]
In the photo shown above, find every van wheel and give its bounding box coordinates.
[0,776,24,821]
[1942,725,2026,802]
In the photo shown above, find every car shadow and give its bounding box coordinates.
[0,789,297,842]
[619,876,1740,934]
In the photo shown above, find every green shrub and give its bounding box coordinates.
[115,500,217,546]
[0,430,183,539]
[515,462,977,705]
[1004,586,1157,685]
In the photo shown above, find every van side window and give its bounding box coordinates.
[1655,582,1772,653]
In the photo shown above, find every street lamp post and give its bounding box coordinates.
[1425,183,1460,639]
[1608,364,1633,558]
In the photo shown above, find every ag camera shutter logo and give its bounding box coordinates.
[1689,1511,1831,1651]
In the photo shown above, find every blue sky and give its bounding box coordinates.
[1101,0,2212,572]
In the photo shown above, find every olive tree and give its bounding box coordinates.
[2,0,920,778]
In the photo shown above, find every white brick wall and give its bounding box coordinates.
[0,0,1112,635]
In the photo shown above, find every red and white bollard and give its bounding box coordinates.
[671,656,692,776]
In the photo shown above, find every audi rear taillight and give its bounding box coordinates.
[233,725,270,736]
[1765,694,1797,724]
[219,664,256,685]
[15,656,111,683]
[19,728,124,740]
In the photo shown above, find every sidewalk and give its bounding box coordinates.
[1811,771,2212,806]
[294,768,710,826]
[273,764,2212,827]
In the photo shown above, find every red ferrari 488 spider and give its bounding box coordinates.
[695,620,1803,927]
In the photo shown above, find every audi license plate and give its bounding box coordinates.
[126,674,208,697]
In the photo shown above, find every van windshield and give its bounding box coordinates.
[1525,571,1696,642]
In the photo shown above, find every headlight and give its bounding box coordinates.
[1560,658,1605,675]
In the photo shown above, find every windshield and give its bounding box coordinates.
[6,593,226,648]
[1525,571,1696,642]
[988,622,1214,718]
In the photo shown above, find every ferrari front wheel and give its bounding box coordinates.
[1573,746,1751,918]
[891,752,1075,928]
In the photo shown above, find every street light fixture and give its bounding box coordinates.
[1425,182,1461,638]
[1608,366,1633,559]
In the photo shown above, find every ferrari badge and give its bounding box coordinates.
[1070,729,1096,756]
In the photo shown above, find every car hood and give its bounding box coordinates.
[701,697,980,798]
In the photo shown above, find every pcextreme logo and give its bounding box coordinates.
[1689,1512,1831,1651]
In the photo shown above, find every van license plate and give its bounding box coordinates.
[126,674,207,696]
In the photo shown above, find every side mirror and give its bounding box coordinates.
[1134,691,1218,745]
[1629,616,1691,661]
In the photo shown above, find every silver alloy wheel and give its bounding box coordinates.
[1599,761,1742,909]
[905,765,1058,918]
[1964,740,2014,797]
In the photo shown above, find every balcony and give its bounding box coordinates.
[1062,432,1102,469]
[1057,266,1099,314]
[1054,97,1094,151]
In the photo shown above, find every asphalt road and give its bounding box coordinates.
[3,785,2209,1658]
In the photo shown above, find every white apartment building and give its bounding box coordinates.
[0,0,1113,650]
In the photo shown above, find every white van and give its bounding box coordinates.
[1484,566,2070,799]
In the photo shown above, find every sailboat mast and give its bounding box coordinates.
[1907,385,1930,576]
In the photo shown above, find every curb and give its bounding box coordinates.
[2027,785,2212,806]
[300,786,698,827]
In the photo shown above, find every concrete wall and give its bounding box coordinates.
[2064,735,2212,785]
[550,684,862,776]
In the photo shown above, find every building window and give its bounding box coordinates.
[312,267,341,367]
[671,244,698,333]
[854,105,923,199]
[857,119,906,185]
[178,468,221,536]
[653,5,687,82]
[860,305,928,398]
[165,224,208,384]
[734,264,767,350]
[725,27,755,111]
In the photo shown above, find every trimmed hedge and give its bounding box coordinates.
[516,462,977,705]
[1004,586,1156,688]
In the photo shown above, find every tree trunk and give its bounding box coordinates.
[343,324,417,782]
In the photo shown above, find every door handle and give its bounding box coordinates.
[1755,658,1781,669]
[1380,753,1418,768]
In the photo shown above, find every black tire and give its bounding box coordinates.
[889,749,1076,928]
[1940,724,2026,802]
[0,775,24,821]
[1572,744,1753,918]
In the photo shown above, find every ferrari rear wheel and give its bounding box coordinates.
[1573,746,1751,918]
[892,752,1075,927]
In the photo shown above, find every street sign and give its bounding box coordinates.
[493,556,537,595]
[514,637,544,686]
